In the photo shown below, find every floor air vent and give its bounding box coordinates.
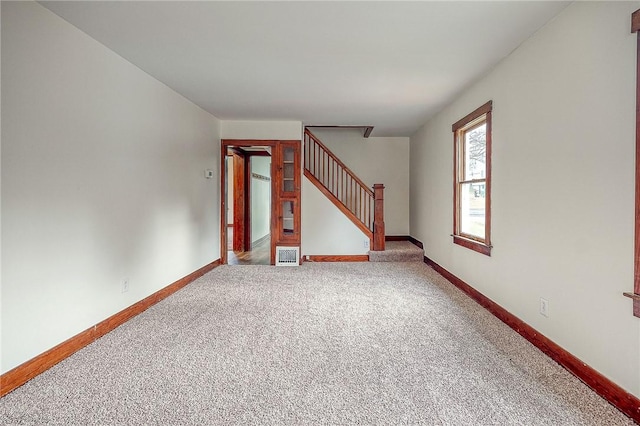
[276,246,300,266]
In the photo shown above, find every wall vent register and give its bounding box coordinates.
[276,246,300,266]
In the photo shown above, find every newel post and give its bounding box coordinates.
[373,184,385,251]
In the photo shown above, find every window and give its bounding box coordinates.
[452,101,492,256]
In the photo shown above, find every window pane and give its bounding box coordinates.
[464,123,486,181]
[282,201,295,235]
[283,163,294,192]
[283,147,294,162]
[460,182,485,239]
[283,179,295,192]
[283,149,295,192]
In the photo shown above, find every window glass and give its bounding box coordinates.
[464,123,486,180]
[460,182,485,239]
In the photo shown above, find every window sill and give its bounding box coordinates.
[453,235,491,256]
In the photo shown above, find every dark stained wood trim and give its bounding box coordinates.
[270,153,277,265]
[94,260,220,338]
[304,255,369,262]
[423,254,640,423]
[220,147,228,265]
[0,327,96,399]
[385,235,411,241]
[373,184,385,251]
[0,259,221,397]
[244,155,252,251]
[453,235,491,256]
[232,152,246,252]
[385,235,424,249]
[453,124,459,248]
[229,147,245,157]
[245,150,271,157]
[452,101,493,132]
[634,15,640,317]
[408,236,424,249]
[485,109,493,247]
[221,140,282,147]
[632,9,640,33]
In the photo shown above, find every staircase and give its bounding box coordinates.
[304,129,385,251]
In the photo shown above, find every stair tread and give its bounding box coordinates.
[369,241,424,262]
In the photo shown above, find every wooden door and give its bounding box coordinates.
[232,152,246,252]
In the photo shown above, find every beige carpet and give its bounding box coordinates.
[369,240,424,262]
[0,262,632,425]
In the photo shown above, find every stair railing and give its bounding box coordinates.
[304,129,385,251]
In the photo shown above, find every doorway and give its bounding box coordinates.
[224,145,272,265]
[220,139,301,266]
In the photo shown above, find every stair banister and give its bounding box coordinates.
[373,184,385,251]
[304,129,385,251]
[305,130,373,198]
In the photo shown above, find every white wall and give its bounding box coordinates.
[302,178,369,256]
[251,156,271,242]
[0,1,4,375]
[410,1,640,397]
[310,128,410,236]
[221,120,302,141]
[1,2,221,373]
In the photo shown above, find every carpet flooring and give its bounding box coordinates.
[0,262,633,425]
[369,241,424,262]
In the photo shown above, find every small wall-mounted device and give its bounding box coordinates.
[204,169,214,179]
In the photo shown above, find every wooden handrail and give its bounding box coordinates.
[305,129,374,197]
[304,129,385,250]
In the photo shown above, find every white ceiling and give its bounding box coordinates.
[40,1,570,137]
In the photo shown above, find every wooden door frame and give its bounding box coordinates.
[220,140,277,265]
[228,148,255,252]
[230,150,246,252]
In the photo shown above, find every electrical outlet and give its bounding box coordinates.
[539,297,549,317]
[364,240,370,249]
[122,278,129,293]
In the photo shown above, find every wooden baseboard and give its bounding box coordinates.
[304,255,369,262]
[422,254,640,423]
[384,235,424,249]
[407,236,424,249]
[385,235,410,241]
[0,259,221,397]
